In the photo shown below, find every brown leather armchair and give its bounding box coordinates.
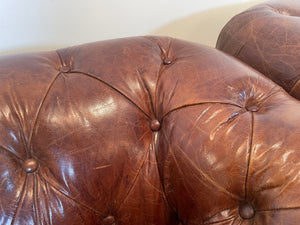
[1,36,300,225]
[216,0,300,100]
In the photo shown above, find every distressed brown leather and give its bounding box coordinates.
[1,36,300,225]
[216,0,300,100]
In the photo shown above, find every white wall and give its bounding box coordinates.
[0,0,254,55]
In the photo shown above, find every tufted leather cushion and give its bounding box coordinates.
[216,0,300,100]
[1,36,300,225]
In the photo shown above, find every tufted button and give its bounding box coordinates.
[150,119,161,131]
[246,105,259,112]
[103,215,115,225]
[22,158,39,173]
[163,57,173,65]
[59,65,71,73]
[239,202,255,219]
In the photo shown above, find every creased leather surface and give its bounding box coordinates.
[0,36,299,225]
[216,0,300,100]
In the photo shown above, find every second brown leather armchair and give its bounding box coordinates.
[217,0,300,100]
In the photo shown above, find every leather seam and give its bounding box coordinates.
[135,68,155,117]
[289,77,300,95]
[33,174,40,225]
[153,132,179,219]
[151,37,174,117]
[55,50,64,66]
[172,141,241,200]
[244,112,254,200]
[0,145,23,161]
[117,136,152,211]
[161,131,201,215]
[27,71,61,156]
[71,70,152,120]
[38,173,104,217]
[257,206,300,212]
[162,102,242,120]
[11,175,28,225]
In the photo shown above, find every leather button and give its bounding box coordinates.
[103,215,115,225]
[150,119,161,131]
[246,105,259,112]
[59,65,71,73]
[22,158,39,173]
[163,57,172,65]
[239,202,255,219]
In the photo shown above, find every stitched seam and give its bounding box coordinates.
[11,176,28,225]
[27,72,61,156]
[71,70,151,120]
[162,102,242,120]
[162,131,201,215]
[289,77,300,94]
[154,38,174,117]
[117,136,152,211]
[44,177,53,224]
[245,112,254,200]
[33,174,40,225]
[257,206,300,212]
[38,173,103,217]
[152,132,179,218]
[173,141,240,200]
[259,88,281,105]
[0,145,22,161]
[55,50,64,66]
[135,68,155,117]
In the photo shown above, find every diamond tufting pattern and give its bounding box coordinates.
[0,36,300,225]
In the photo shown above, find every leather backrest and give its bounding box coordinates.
[1,36,300,224]
[216,0,300,100]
